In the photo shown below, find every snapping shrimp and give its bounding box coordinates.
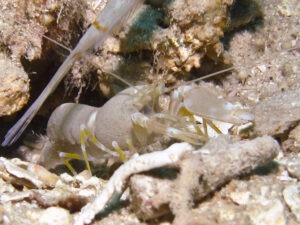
[37,82,252,173]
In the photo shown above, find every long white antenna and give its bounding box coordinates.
[2,0,144,146]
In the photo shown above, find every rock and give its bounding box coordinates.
[283,184,300,222]
[287,160,300,180]
[246,199,286,225]
[94,0,239,94]
[283,124,300,152]
[253,88,300,136]
[0,53,29,116]
[39,207,71,225]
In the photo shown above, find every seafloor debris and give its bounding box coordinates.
[0,159,106,224]
[0,157,58,188]
[0,136,280,225]
[224,0,300,104]
[189,175,289,225]
[74,136,279,225]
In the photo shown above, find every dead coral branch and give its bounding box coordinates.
[74,136,279,224]
[74,142,194,225]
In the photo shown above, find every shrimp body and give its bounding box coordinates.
[39,84,252,171]
[47,103,98,146]
[40,86,139,169]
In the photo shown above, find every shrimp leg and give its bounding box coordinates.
[132,112,207,146]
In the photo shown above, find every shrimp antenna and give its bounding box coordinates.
[101,69,134,87]
[164,66,235,94]
[185,66,235,85]
[42,35,72,52]
[13,20,72,52]
[2,0,144,146]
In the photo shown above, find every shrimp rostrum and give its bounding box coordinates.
[38,83,253,173]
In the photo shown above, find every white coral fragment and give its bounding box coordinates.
[74,142,194,225]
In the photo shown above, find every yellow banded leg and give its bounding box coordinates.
[202,118,223,138]
[80,125,127,172]
[80,125,117,174]
[203,119,208,138]
[180,107,223,137]
[63,159,77,175]
[80,126,117,156]
[112,141,127,162]
[59,152,82,175]
[80,126,92,174]
[206,119,223,134]
[132,112,206,145]
[179,107,205,136]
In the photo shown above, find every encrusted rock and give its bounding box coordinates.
[0,53,29,116]
[94,0,236,94]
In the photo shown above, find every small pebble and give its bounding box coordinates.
[39,207,71,225]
